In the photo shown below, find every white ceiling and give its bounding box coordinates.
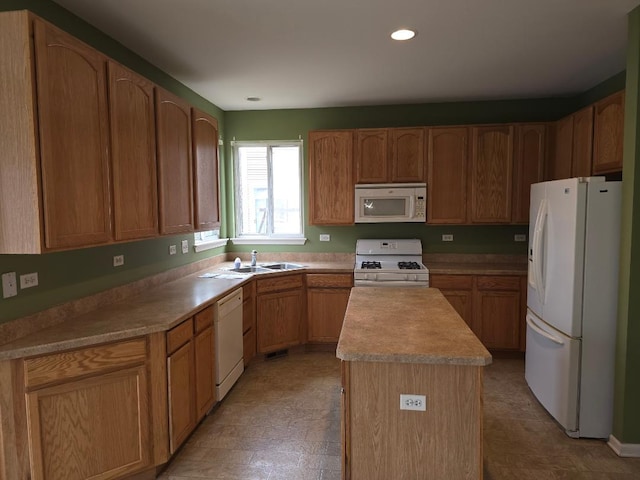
[52,0,640,111]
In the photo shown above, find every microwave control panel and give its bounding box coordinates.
[415,196,426,219]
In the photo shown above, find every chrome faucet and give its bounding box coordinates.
[251,250,258,266]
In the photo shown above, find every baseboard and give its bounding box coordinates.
[608,435,640,457]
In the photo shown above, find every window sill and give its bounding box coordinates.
[193,238,229,253]
[231,237,307,246]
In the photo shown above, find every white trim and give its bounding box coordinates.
[608,435,640,457]
[231,237,307,246]
[193,238,229,252]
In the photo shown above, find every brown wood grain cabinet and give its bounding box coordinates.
[156,88,194,234]
[390,127,426,182]
[192,108,221,231]
[470,125,514,223]
[108,61,159,241]
[355,129,389,183]
[306,273,353,342]
[308,130,355,224]
[571,106,594,178]
[427,127,469,224]
[256,274,306,353]
[243,281,257,365]
[194,308,216,420]
[593,91,625,174]
[512,124,546,223]
[549,115,574,180]
[429,274,474,329]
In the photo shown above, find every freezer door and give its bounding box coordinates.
[525,309,580,435]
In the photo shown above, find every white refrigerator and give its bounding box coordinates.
[525,177,621,439]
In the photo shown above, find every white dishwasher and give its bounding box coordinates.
[215,288,244,400]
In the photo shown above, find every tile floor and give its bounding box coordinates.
[158,352,640,480]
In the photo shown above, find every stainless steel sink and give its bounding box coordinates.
[261,262,305,270]
[227,266,272,274]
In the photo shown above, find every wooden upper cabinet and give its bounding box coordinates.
[156,89,194,234]
[470,125,514,223]
[355,129,388,183]
[549,115,574,180]
[427,127,469,224]
[390,127,426,182]
[108,62,159,241]
[34,18,113,249]
[593,91,625,174]
[512,124,545,224]
[571,106,594,178]
[309,130,354,225]
[192,108,221,231]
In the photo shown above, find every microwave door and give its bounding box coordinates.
[361,197,407,221]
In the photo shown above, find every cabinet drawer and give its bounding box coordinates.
[24,338,147,389]
[306,273,353,288]
[194,306,214,334]
[430,274,473,290]
[476,275,520,291]
[167,318,194,354]
[256,274,303,294]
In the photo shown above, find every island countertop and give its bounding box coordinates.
[336,287,492,366]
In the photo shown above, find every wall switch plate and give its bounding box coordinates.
[20,272,38,289]
[319,234,330,242]
[169,245,177,255]
[2,272,18,299]
[181,240,189,254]
[400,394,427,411]
[113,255,124,267]
[442,234,454,242]
[514,234,527,242]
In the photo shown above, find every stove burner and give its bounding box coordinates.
[361,261,382,269]
[398,261,422,270]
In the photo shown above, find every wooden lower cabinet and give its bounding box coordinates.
[341,360,483,480]
[307,273,353,343]
[167,338,196,453]
[242,281,257,364]
[256,274,305,353]
[431,273,524,351]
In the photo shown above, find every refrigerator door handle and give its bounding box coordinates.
[529,198,545,289]
[526,314,564,346]
[534,199,548,304]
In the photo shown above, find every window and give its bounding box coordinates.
[233,141,304,243]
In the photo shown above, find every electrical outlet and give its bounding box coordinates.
[19,272,38,289]
[319,234,331,242]
[442,234,454,242]
[2,272,18,299]
[169,245,177,255]
[400,394,427,411]
[113,255,124,267]
[514,234,527,242]
[181,240,189,254]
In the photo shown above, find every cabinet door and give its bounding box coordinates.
[549,115,573,180]
[470,126,514,223]
[108,62,158,241]
[571,106,594,178]
[34,19,112,249]
[430,274,474,330]
[307,288,351,342]
[257,289,304,353]
[242,282,256,365]
[593,91,625,174]
[194,326,215,420]
[192,108,221,230]
[475,276,521,350]
[512,124,545,223]
[167,340,196,453]
[25,366,151,480]
[308,130,354,224]
[156,88,194,234]
[390,127,425,182]
[427,127,469,224]
[355,129,388,183]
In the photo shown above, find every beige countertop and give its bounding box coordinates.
[0,261,353,361]
[337,287,492,366]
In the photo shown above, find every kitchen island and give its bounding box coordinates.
[337,287,492,480]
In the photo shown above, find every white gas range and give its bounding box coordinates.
[354,239,429,287]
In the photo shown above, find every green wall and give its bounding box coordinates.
[613,6,640,445]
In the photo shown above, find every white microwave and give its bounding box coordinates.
[354,183,426,223]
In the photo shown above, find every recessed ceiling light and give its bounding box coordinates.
[391,29,416,41]
[246,97,261,102]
